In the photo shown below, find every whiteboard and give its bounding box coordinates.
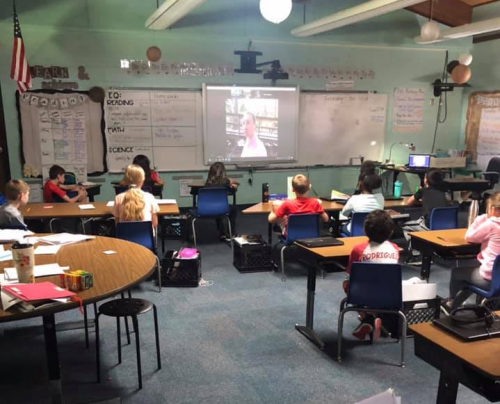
[298,93,388,165]
[104,89,203,172]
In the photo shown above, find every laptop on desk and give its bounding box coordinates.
[295,237,344,248]
[407,154,431,171]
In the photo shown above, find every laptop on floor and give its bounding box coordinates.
[407,154,431,171]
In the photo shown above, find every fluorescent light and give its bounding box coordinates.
[414,17,500,44]
[146,0,207,30]
[291,0,425,37]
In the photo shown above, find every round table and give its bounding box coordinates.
[0,236,157,403]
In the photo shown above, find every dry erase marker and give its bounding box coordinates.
[437,236,448,242]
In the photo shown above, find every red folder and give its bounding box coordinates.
[3,282,75,302]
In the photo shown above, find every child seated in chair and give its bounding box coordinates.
[43,165,87,203]
[344,210,400,341]
[341,173,384,235]
[268,174,329,236]
[112,164,159,230]
[0,180,30,228]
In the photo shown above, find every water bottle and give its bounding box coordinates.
[393,181,403,198]
[262,183,269,203]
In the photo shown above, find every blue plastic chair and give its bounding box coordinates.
[456,255,500,309]
[189,187,232,248]
[116,221,161,293]
[429,206,459,230]
[338,263,407,367]
[64,172,77,185]
[279,213,320,282]
[341,212,369,237]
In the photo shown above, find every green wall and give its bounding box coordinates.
[0,0,472,206]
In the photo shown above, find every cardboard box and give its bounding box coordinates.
[430,157,466,168]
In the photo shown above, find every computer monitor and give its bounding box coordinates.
[408,154,431,169]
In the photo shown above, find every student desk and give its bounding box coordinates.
[243,199,409,244]
[20,201,180,219]
[294,236,368,350]
[411,321,500,404]
[409,229,480,280]
[0,236,157,404]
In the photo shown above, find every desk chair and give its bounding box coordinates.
[279,213,320,282]
[64,172,77,185]
[429,206,459,230]
[455,255,500,310]
[189,187,232,248]
[116,221,161,293]
[340,212,369,237]
[338,263,407,367]
[482,157,500,190]
[49,192,88,234]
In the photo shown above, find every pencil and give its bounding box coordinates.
[27,208,31,212]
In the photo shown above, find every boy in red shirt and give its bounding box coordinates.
[344,210,399,341]
[43,165,87,203]
[268,174,329,235]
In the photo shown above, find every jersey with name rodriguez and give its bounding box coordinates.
[346,240,399,274]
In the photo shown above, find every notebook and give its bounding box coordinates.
[295,237,344,248]
[321,189,350,202]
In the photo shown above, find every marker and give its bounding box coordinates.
[437,236,447,242]
[26,208,31,212]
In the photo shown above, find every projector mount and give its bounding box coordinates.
[234,50,289,85]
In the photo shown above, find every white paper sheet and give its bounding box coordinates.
[106,201,114,207]
[354,389,401,404]
[38,233,95,245]
[34,245,61,255]
[156,199,177,205]
[78,204,95,210]
[3,264,69,281]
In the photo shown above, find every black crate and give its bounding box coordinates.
[159,216,187,240]
[158,250,201,287]
[381,297,441,338]
[233,239,274,273]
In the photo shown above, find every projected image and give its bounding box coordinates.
[225,98,279,159]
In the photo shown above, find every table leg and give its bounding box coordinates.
[295,262,325,350]
[421,251,432,280]
[436,372,459,404]
[43,314,63,404]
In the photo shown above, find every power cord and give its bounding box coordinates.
[248,169,254,186]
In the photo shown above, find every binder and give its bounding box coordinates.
[2,282,75,302]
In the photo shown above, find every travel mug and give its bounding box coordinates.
[394,181,403,198]
[11,243,35,283]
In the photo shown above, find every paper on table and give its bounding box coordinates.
[78,204,95,210]
[0,273,17,285]
[38,233,94,245]
[354,389,401,404]
[106,201,114,207]
[0,251,13,261]
[0,229,34,243]
[34,245,61,255]
[156,199,177,205]
[4,264,69,280]
[81,182,96,186]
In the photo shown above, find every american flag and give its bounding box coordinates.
[10,3,32,93]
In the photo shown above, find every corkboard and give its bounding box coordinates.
[465,91,500,161]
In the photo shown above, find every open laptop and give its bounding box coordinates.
[407,154,431,170]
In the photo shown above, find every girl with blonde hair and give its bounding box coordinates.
[112,165,159,228]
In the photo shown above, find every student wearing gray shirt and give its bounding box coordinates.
[0,180,30,228]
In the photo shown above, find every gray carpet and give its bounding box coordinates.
[0,208,491,404]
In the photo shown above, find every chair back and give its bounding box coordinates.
[284,213,320,244]
[197,187,230,216]
[64,172,77,185]
[350,212,370,237]
[116,221,155,252]
[429,206,459,230]
[489,255,500,297]
[115,186,153,196]
[347,263,403,310]
[486,157,500,174]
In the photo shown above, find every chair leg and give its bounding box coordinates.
[156,256,161,293]
[95,313,101,383]
[280,246,288,282]
[153,305,161,370]
[132,315,143,390]
[398,311,407,368]
[120,292,131,344]
[116,317,122,364]
[191,218,197,247]
[49,218,57,233]
[226,217,233,250]
[337,309,347,362]
[84,304,89,349]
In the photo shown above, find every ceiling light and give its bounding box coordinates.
[146,0,207,30]
[414,17,500,44]
[260,0,293,24]
[291,0,425,37]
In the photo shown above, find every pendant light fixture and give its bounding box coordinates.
[260,0,293,24]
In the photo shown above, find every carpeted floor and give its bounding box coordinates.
[0,208,491,404]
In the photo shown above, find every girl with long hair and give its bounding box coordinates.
[129,155,164,188]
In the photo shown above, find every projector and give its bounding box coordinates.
[264,70,289,81]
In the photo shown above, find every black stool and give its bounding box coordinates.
[95,298,161,389]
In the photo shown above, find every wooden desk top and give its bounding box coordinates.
[0,236,156,323]
[21,201,180,219]
[409,228,469,248]
[243,199,409,215]
[411,322,500,378]
[295,236,368,258]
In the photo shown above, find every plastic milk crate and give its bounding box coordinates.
[159,215,187,240]
[159,249,201,287]
[233,235,274,273]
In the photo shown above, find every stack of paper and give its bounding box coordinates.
[157,199,177,205]
[331,189,350,201]
[1,282,75,311]
[38,233,95,246]
[0,229,34,243]
[78,204,95,210]
[3,263,69,281]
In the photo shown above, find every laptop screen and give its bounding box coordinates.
[408,154,431,168]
